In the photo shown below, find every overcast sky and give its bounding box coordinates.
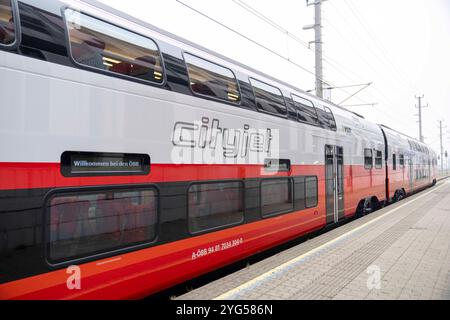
[99,0,450,160]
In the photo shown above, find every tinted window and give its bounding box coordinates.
[291,94,319,126]
[188,182,244,233]
[184,53,240,103]
[305,177,318,208]
[261,178,293,217]
[364,148,373,169]
[294,176,305,210]
[65,9,164,83]
[375,150,383,168]
[399,154,404,167]
[393,154,397,170]
[315,106,333,129]
[324,107,337,130]
[0,0,15,45]
[250,78,287,116]
[48,188,158,262]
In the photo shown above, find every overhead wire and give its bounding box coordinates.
[175,0,363,101]
[175,0,416,132]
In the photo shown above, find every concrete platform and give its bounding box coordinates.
[176,179,450,300]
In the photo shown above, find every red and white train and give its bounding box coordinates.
[0,0,438,299]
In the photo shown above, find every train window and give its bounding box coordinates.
[305,176,318,208]
[324,107,337,130]
[0,0,16,46]
[364,148,373,169]
[315,105,336,130]
[188,181,244,234]
[184,53,241,103]
[393,154,397,170]
[399,154,404,167]
[47,187,158,263]
[294,176,306,210]
[64,9,164,83]
[291,94,319,126]
[250,78,287,116]
[261,178,293,217]
[375,150,383,169]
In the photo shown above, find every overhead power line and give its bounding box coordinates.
[175,0,363,101]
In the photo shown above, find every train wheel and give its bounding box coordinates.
[393,190,404,202]
[362,198,372,216]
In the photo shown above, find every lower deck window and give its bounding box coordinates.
[305,177,318,208]
[261,178,293,217]
[188,181,244,233]
[48,187,158,262]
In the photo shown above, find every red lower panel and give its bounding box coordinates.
[0,207,324,300]
[0,162,391,299]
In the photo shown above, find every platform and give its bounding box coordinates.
[176,178,450,300]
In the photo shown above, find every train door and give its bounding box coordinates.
[325,145,345,224]
[408,158,414,191]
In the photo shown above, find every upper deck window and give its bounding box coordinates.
[250,78,287,116]
[184,53,241,103]
[324,107,337,130]
[364,148,373,169]
[316,105,337,130]
[64,9,164,83]
[375,150,383,168]
[0,0,16,46]
[291,94,319,126]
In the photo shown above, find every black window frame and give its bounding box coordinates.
[260,177,294,218]
[315,105,336,131]
[392,153,397,170]
[375,150,383,169]
[187,180,245,235]
[305,176,318,208]
[183,52,242,106]
[44,184,160,267]
[323,106,337,131]
[364,148,373,169]
[62,7,167,87]
[0,0,21,50]
[290,93,319,127]
[249,77,288,118]
[399,154,405,167]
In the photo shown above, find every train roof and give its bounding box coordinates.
[82,0,367,121]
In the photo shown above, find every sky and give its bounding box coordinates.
[98,0,450,165]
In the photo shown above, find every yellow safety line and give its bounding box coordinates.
[213,180,449,300]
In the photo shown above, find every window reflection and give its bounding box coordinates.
[185,53,241,103]
[49,188,158,262]
[188,182,244,233]
[0,0,15,45]
[65,9,163,83]
[250,78,286,116]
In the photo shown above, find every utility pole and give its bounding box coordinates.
[415,95,428,143]
[304,1,325,99]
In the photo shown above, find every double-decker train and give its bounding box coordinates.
[0,0,438,299]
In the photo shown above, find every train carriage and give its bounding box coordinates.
[381,125,437,202]
[0,0,436,299]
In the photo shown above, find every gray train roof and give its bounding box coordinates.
[83,0,365,119]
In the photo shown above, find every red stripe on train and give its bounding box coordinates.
[0,206,324,300]
[0,162,387,191]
